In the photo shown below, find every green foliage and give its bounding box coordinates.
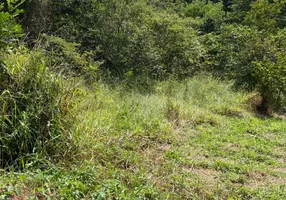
[228,0,252,23]
[42,34,99,82]
[253,52,286,109]
[0,1,23,50]
[183,0,225,33]
[13,0,286,106]
[201,0,286,110]
[5,0,25,12]
[0,47,66,168]
[90,0,153,76]
[50,0,101,48]
[206,24,286,110]
[51,0,205,79]
[244,0,286,31]
[147,11,205,78]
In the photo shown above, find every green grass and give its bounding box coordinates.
[1,74,286,199]
[0,47,66,169]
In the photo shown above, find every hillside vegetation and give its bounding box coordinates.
[1,0,286,199]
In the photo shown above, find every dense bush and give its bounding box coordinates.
[12,0,285,111]
[206,24,286,111]
[183,0,225,33]
[42,34,99,82]
[252,48,286,110]
[244,0,286,31]
[50,0,206,79]
[202,0,286,111]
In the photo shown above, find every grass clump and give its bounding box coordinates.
[0,47,69,169]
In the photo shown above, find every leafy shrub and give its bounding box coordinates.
[206,24,286,111]
[224,0,253,24]
[42,34,99,82]
[147,11,205,78]
[51,0,205,79]
[183,0,225,33]
[253,52,286,110]
[244,0,286,31]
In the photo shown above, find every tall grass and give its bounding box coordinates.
[69,73,249,164]
[2,72,285,199]
[0,46,67,169]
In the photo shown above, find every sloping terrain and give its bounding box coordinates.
[1,75,286,199]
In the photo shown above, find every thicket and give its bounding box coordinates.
[1,0,286,168]
[48,0,286,110]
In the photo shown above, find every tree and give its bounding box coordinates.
[244,0,286,31]
[17,0,53,45]
[50,0,205,79]
[228,0,252,23]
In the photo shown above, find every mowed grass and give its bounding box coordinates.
[1,74,286,199]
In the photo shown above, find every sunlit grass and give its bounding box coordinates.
[1,74,286,199]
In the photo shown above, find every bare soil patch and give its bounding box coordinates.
[184,167,221,186]
[246,170,286,188]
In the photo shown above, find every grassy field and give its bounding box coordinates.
[1,74,286,199]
